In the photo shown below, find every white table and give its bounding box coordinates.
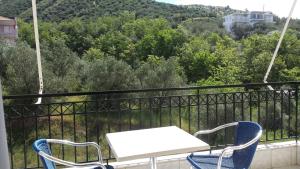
[106,126,210,169]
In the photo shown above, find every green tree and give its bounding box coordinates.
[241,34,277,82]
[41,40,81,93]
[252,52,286,82]
[17,20,35,47]
[4,43,39,94]
[18,19,68,47]
[123,18,170,41]
[136,56,186,89]
[178,36,215,82]
[94,31,136,64]
[0,42,9,80]
[210,36,242,84]
[280,67,300,81]
[241,31,300,83]
[39,22,68,46]
[84,56,137,91]
[82,48,105,62]
[59,18,93,55]
[135,26,187,60]
[154,28,187,58]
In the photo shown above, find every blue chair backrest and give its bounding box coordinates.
[33,139,56,169]
[232,122,261,169]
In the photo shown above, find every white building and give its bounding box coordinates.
[223,11,274,32]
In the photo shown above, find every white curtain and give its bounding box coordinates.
[0,79,10,168]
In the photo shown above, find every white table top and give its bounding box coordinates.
[106,126,210,161]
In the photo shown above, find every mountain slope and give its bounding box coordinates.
[0,0,33,18]
[0,0,236,22]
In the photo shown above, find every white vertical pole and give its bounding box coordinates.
[263,0,298,90]
[32,0,43,104]
[0,79,10,169]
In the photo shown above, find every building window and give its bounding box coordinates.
[257,14,263,19]
[4,26,10,33]
[0,25,4,33]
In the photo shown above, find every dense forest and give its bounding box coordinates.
[0,0,236,23]
[0,0,299,96]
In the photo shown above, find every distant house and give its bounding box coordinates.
[223,11,274,33]
[0,16,18,44]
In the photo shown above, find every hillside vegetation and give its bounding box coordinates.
[1,13,299,96]
[0,0,236,22]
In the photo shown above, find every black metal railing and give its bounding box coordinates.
[3,82,300,169]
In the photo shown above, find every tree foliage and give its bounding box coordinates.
[2,43,39,94]
[1,13,300,95]
[136,56,186,89]
[0,0,237,24]
[41,40,81,93]
[84,56,137,91]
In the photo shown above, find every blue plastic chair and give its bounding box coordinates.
[187,121,262,169]
[33,139,114,169]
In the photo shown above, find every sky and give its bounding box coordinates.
[156,0,300,18]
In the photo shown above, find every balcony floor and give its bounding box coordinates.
[276,166,300,169]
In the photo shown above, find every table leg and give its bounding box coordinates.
[150,157,157,169]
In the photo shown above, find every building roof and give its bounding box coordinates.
[0,16,16,26]
[250,11,273,14]
[0,16,13,21]
[226,11,273,17]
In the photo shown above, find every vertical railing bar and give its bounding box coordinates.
[149,98,152,128]
[118,99,121,132]
[72,103,77,162]
[258,91,261,124]
[139,98,142,129]
[188,95,191,133]
[280,90,284,139]
[288,90,291,138]
[215,94,218,126]
[197,89,200,131]
[35,107,39,168]
[295,85,299,143]
[60,103,65,160]
[179,96,182,128]
[159,97,162,127]
[169,97,172,126]
[9,116,14,169]
[47,104,52,139]
[106,98,112,160]
[266,91,269,142]
[250,92,252,121]
[206,94,209,127]
[95,98,100,161]
[206,94,209,148]
[129,99,132,129]
[233,93,236,122]
[48,105,52,153]
[22,107,27,169]
[273,90,276,140]
[224,93,228,146]
[84,102,88,161]
[241,93,244,121]
[96,125,100,159]
[73,103,77,163]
